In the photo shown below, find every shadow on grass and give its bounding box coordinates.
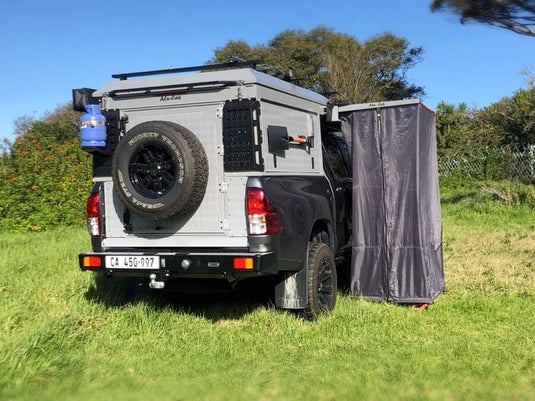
[440,191,478,205]
[85,275,278,322]
[86,258,353,321]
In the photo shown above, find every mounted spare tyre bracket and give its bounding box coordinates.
[123,208,133,233]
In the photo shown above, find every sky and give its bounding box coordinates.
[0,0,534,141]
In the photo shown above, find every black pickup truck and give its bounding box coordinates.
[76,61,352,319]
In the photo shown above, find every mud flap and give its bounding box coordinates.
[274,251,309,309]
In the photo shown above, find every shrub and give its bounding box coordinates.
[0,113,92,232]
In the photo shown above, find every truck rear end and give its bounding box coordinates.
[76,61,338,318]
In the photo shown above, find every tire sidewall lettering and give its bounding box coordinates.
[127,132,160,146]
[160,134,185,184]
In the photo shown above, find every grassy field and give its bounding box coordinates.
[1,180,534,401]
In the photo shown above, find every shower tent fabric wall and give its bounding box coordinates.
[339,100,444,303]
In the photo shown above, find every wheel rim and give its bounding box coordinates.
[317,257,334,309]
[128,142,178,199]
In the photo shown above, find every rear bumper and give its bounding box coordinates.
[78,250,278,282]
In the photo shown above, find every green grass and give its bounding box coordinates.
[1,181,535,401]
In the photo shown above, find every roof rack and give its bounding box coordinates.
[112,59,264,80]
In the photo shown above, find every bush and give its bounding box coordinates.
[0,113,92,232]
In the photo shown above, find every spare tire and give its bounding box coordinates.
[112,121,208,220]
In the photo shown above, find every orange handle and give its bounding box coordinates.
[290,136,307,144]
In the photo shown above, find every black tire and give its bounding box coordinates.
[303,243,337,320]
[112,121,208,220]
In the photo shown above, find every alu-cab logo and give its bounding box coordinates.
[159,93,182,102]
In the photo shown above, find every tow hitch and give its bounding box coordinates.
[149,273,165,289]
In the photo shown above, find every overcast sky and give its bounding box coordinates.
[1,0,534,140]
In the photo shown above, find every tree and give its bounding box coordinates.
[210,26,424,103]
[430,0,535,37]
[325,32,424,102]
[436,102,474,152]
[476,86,535,145]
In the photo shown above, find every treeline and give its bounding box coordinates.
[436,78,535,154]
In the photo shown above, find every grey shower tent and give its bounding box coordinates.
[338,100,444,303]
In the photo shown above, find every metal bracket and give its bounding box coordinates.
[218,182,228,193]
[326,105,339,122]
[119,115,129,137]
[123,208,133,233]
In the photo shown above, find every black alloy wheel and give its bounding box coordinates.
[129,142,177,199]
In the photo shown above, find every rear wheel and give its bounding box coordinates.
[303,243,337,320]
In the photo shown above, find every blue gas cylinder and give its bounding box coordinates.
[80,104,107,148]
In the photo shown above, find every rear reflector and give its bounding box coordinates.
[83,256,101,268]
[233,257,254,270]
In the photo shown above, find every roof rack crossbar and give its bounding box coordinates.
[112,60,264,80]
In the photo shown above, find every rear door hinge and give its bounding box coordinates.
[218,182,228,193]
[217,145,224,156]
[216,104,224,119]
[220,219,230,231]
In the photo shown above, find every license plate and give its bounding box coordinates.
[105,255,160,269]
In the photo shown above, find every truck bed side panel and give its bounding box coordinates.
[250,176,334,271]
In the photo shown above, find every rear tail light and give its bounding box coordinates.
[233,257,254,270]
[246,188,282,235]
[82,256,101,268]
[86,192,101,236]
